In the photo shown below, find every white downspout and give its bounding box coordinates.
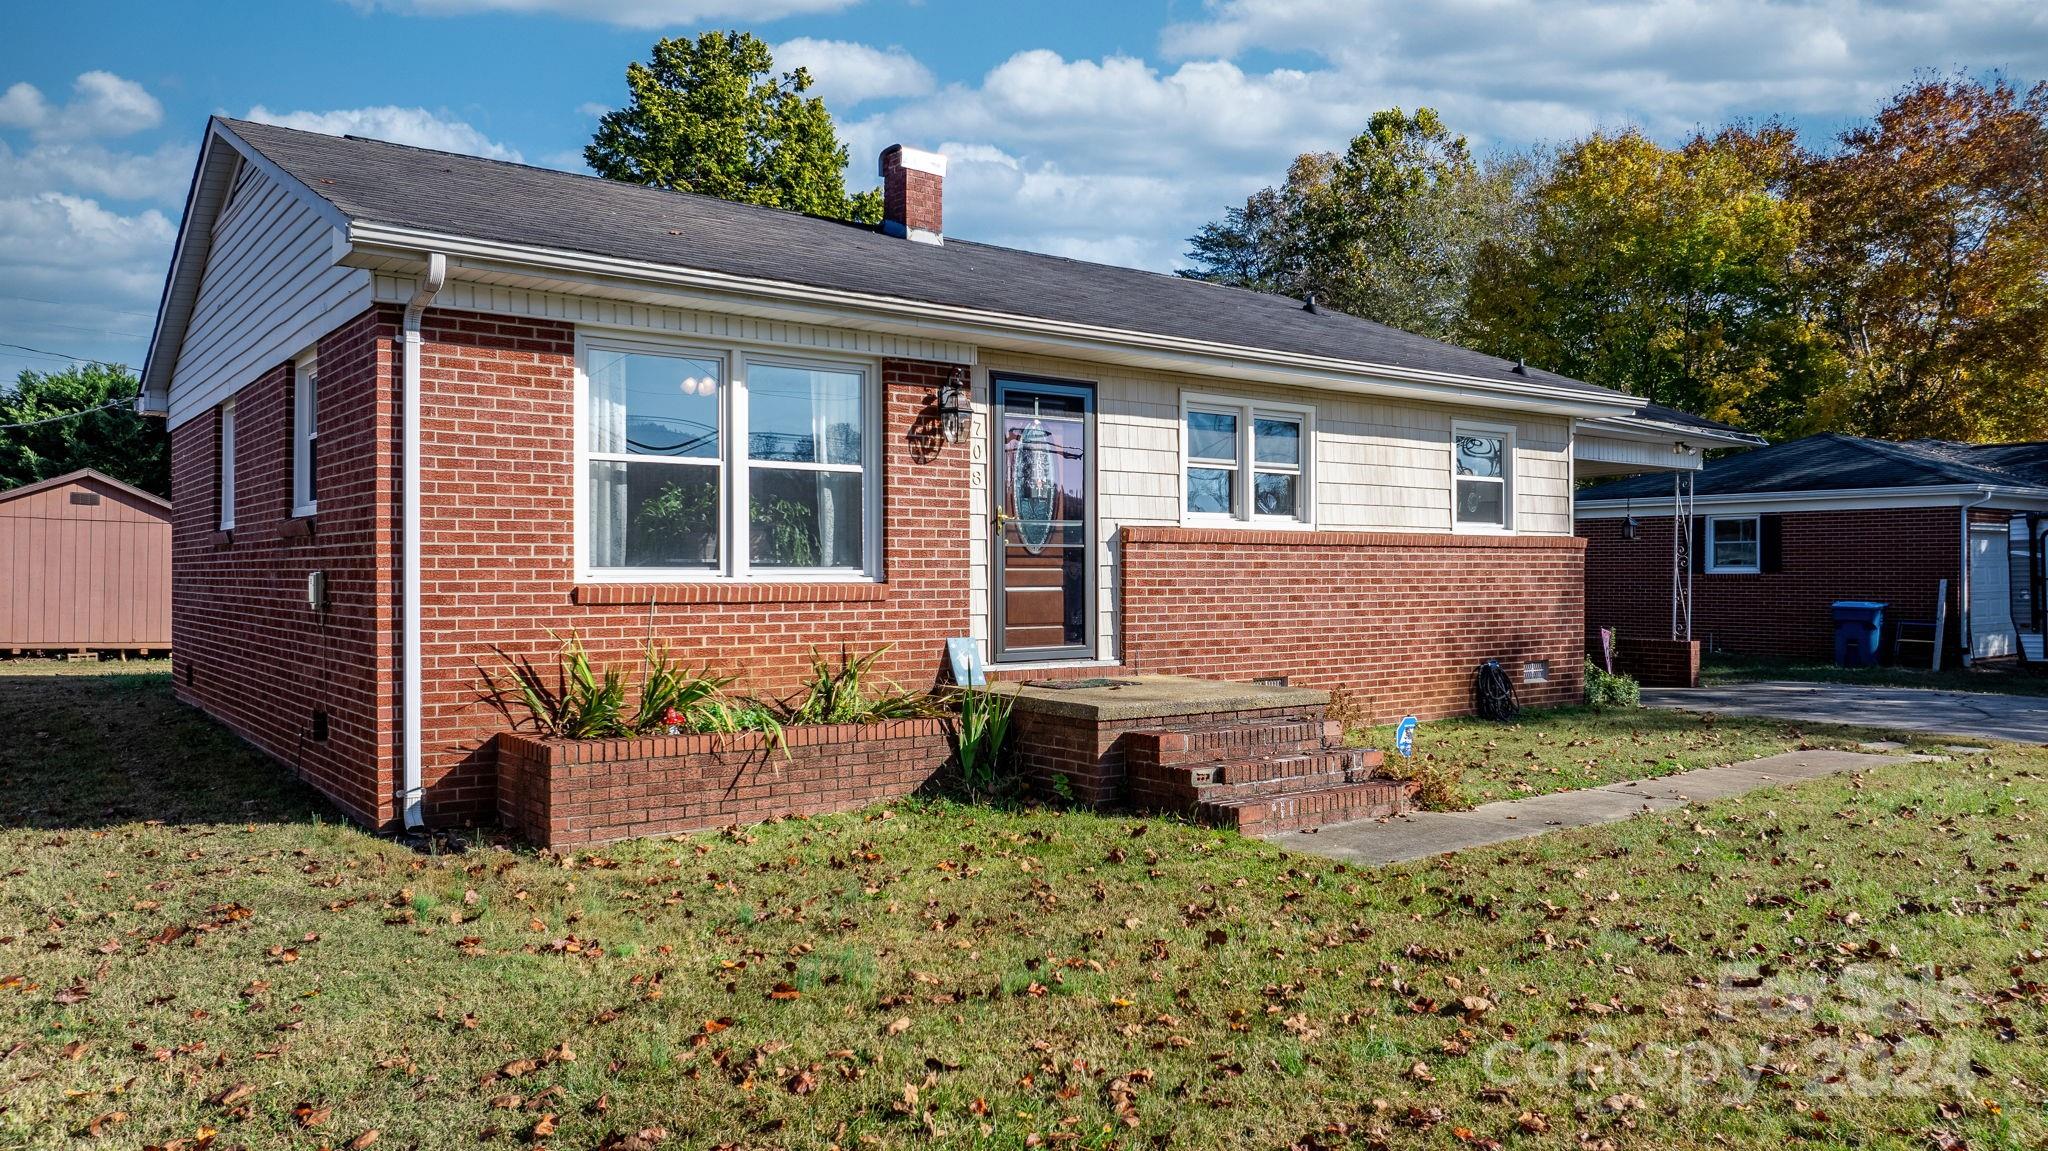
[1958,488,1995,668]
[400,253,447,829]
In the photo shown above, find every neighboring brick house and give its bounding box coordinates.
[140,117,1727,832]
[1579,434,2048,671]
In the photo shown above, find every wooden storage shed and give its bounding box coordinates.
[1,469,171,655]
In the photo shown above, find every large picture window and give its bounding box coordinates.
[580,339,874,579]
[1182,394,1312,525]
[1451,422,1513,530]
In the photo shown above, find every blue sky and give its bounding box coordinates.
[3,0,2045,384]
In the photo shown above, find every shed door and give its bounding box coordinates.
[1970,526,2015,660]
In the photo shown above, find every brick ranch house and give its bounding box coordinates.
[1579,433,2048,673]
[139,117,1733,835]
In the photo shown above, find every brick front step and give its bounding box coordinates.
[1209,747,1384,786]
[1126,719,1342,768]
[1203,779,1419,834]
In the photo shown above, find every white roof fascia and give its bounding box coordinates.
[343,226,1646,420]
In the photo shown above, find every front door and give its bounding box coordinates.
[992,376,1093,661]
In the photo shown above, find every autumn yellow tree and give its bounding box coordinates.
[1798,76,2048,441]
[1463,128,1840,438]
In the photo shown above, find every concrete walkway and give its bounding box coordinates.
[1270,748,1904,865]
[1642,681,2048,745]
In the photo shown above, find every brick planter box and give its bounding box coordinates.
[495,718,953,848]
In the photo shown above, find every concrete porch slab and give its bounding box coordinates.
[988,673,1327,722]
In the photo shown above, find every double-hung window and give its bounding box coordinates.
[292,356,318,517]
[1182,394,1312,525]
[217,400,236,531]
[1705,515,1761,573]
[1451,422,1513,531]
[580,337,875,579]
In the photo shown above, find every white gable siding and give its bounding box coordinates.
[971,350,1574,662]
[167,163,371,429]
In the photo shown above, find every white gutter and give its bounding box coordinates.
[1958,489,1997,667]
[1577,483,2048,518]
[399,252,446,829]
[344,226,1644,419]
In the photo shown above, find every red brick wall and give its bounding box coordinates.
[1580,508,1963,661]
[411,311,973,827]
[1117,527,1586,721]
[169,308,398,827]
[496,719,951,847]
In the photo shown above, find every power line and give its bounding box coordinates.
[0,342,132,371]
[0,293,159,320]
[0,398,130,431]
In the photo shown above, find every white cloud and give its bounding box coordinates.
[0,139,194,205]
[243,105,522,162]
[0,192,177,377]
[1160,0,2048,142]
[0,71,163,140]
[773,38,935,106]
[348,0,859,28]
[830,3,2047,275]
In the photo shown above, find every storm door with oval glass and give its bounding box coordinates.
[992,376,1094,660]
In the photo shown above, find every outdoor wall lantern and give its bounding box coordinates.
[938,366,970,443]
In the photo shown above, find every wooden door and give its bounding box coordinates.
[992,377,1093,660]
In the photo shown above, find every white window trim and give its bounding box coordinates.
[1450,419,1515,534]
[292,353,318,517]
[572,331,883,583]
[1178,391,1316,529]
[1704,514,1762,574]
[217,399,236,531]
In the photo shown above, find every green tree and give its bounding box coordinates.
[0,363,167,496]
[1182,108,1520,341]
[1464,127,1839,437]
[586,30,881,224]
[1798,76,2048,441]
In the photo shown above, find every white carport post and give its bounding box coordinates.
[1671,471,1694,642]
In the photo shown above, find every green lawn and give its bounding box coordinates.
[1704,652,2048,697]
[3,664,2045,1150]
[1354,704,1959,807]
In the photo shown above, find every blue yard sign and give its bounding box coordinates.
[946,637,986,687]
[1394,715,1418,759]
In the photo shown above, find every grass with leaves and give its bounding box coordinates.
[1701,652,2048,698]
[1354,705,1965,807]
[2,663,2045,1150]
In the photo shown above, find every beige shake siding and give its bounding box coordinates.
[970,350,1575,663]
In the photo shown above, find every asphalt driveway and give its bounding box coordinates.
[1643,680,2048,744]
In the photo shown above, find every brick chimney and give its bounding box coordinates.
[879,144,946,245]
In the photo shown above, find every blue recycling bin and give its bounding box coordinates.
[1831,601,1886,667]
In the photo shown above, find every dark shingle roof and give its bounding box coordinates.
[1580,433,2048,503]
[221,118,1633,404]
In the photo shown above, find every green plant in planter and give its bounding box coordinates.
[778,645,941,725]
[479,633,631,738]
[951,685,1015,799]
[631,644,738,734]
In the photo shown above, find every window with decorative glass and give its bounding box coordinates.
[581,340,873,578]
[1183,396,1311,524]
[1451,423,1512,529]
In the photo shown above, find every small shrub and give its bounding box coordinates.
[1584,658,1642,709]
[951,685,1016,800]
[1384,755,1468,811]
